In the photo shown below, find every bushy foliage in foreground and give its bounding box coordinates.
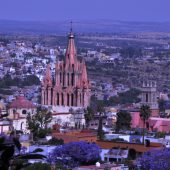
[48,141,101,169]
[23,162,51,170]
[135,148,170,170]
[0,135,46,170]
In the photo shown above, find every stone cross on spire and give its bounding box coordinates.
[70,20,73,33]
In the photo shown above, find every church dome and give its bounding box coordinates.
[8,96,35,109]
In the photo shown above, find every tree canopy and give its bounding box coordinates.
[97,115,104,140]
[103,88,141,106]
[116,110,132,132]
[136,148,170,170]
[0,135,45,170]
[48,141,101,169]
[27,108,52,139]
[0,74,40,89]
[84,107,94,122]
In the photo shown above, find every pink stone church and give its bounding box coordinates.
[41,30,91,108]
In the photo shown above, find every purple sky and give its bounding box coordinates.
[0,0,170,22]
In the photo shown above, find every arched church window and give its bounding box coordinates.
[60,72,62,83]
[57,93,59,105]
[146,93,148,102]
[67,94,70,106]
[72,64,74,71]
[67,73,69,86]
[63,73,65,86]
[80,93,81,104]
[71,93,74,106]
[61,93,64,105]
[71,73,74,86]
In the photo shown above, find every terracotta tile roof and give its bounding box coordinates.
[52,131,97,143]
[8,96,35,109]
[96,141,162,153]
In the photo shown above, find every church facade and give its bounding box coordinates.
[41,31,91,108]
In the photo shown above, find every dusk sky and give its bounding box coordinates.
[0,0,170,22]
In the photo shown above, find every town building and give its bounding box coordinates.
[140,80,159,116]
[41,30,91,108]
[7,95,36,131]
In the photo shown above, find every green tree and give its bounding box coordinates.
[27,108,52,140]
[22,75,40,86]
[97,103,105,140]
[116,111,132,132]
[0,135,46,170]
[158,99,166,112]
[109,88,141,106]
[140,105,151,144]
[84,106,95,128]
[97,116,104,140]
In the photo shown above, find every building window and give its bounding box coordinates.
[63,73,65,86]
[57,93,59,105]
[80,93,81,104]
[60,72,62,83]
[146,93,148,102]
[67,94,70,106]
[67,73,69,86]
[61,93,64,105]
[22,110,27,114]
[72,64,74,71]
[71,93,74,106]
[71,73,74,86]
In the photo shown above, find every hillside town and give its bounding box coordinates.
[0,26,170,170]
[1,0,170,168]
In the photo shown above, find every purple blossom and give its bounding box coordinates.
[47,141,101,168]
[135,147,170,170]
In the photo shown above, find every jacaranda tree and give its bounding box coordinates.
[135,148,170,170]
[48,141,101,169]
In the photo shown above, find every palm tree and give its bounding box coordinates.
[140,104,151,144]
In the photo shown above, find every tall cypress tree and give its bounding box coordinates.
[97,115,104,140]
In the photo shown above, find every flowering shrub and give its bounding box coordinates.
[47,141,101,168]
[135,148,170,170]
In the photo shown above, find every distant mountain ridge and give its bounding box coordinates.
[0,20,170,34]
